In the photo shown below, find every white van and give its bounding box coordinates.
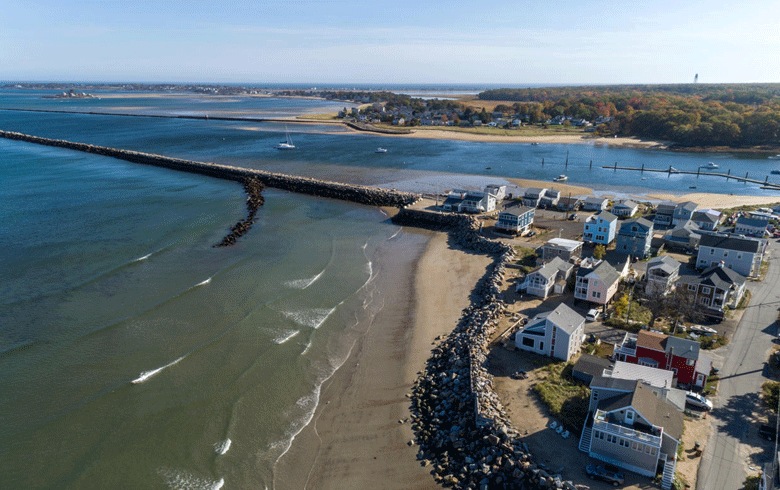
[586,309,600,322]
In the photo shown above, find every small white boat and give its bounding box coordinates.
[375,147,388,153]
[700,162,718,169]
[276,126,295,150]
[553,174,568,182]
[669,166,679,173]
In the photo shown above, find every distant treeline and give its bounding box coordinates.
[478,84,780,148]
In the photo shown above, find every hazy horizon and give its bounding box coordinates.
[2,0,778,85]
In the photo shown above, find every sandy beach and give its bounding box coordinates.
[274,228,494,489]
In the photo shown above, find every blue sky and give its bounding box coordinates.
[2,0,778,85]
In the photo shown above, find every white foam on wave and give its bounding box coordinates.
[283,269,325,290]
[131,355,186,384]
[301,339,313,355]
[133,252,152,262]
[157,467,224,490]
[281,307,336,329]
[196,277,212,287]
[273,330,299,344]
[214,438,232,455]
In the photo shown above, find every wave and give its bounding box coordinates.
[132,252,152,262]
[283,269,325,290]
[272,330,299,344]
[195,277,212,287]
[0,340,37,357]
[281,307,336,329]
[214,438,232,455]
[158,468,224,490]
[131,355,186,384]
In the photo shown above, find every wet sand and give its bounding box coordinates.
[274,228,493,490]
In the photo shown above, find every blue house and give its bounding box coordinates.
[495,207,535,234]
[583,211,618,245]
[615,217,654,258]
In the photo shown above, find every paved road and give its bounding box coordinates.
[697,239,780,490]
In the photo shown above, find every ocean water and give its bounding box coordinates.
[1,88,779,489]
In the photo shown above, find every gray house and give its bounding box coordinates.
[541,238,584,262]
[514,303,585,361]
[645,255,681,295]
[580,382,682,489]
[734,216,768,237]
[663,222,702,252]
[654,202,676,228]
[522,188,548,208]
[583,196,609,212]
[676,264,747,321]
[696,233,765,277]
[615,217,654,258]
[612,200,639,217]
[539,188,561,208]
[672,201,698,226]
[691,210,721,231]
[520,257,574,299]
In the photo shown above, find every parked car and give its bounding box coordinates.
[585,463,625,486]
[586,309,600,322]
[568,213,578,220]
[685,391,714,411]
[690,325,718,336]
[760,424,777,441]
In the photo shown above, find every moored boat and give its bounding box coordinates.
[375,147,388,153]
[553,174,568,182]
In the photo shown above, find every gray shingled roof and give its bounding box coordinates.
[577,261,621,286]
[590,376,638,392]
[619,217,653,232]
[597,382,684,441]
[665,336,700,360]
[699,233,761,253]
[573,354,614,382]
[692,211,719,224]
[614,200,638,209]
[597,211,618,222]
[677,201,698,212]
[536,303,585,335]
[736,216,768,228]
[647,255,680,274]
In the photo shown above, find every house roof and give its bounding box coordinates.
[585,196,608,205]
[636,330,667,352]
[524,187,547,197]
[696,352,712,375]
[736,216,768,228]
[692,211,719,224]
[545,238,583,251]
[597,211,618,222]
[598,382,684,441]
[614,200,638,209]
[580,261,621,286]
[532,256,571,280]
[590,376,638,392]
[700,264,747,288]
[699,233,762,253]
[573,354,614,381]
[647,255,680,274]
[443,196,464,206]
[535,303,585,335]
[665,221,702,239]
[619,217,653,232]
[665,336,700,361]
[656,201,677,212]
[610,361,674,389]
[676,201,698,212]
[499,206,534,218]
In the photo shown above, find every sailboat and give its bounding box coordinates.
[276,126,295,150]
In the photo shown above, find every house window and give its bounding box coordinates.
[702,286,711,295]
[593,391,599,400]
[710,249,714,255]
[738,253,743,259]
[700,297,711,306]
[672,368,678,376]
[687,358,695,366]
[650,447,658,456]
[522,337,534,348]
[626,410,635,424]
[724,251,729,257]
[593,291,601,299]
[688,284,697,291]
[540,342,544,351]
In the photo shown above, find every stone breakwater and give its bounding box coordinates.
[214,177,265,248]
[0,130,421,209]
[392,208,581,490]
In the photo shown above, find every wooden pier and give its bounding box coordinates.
[602,162,780,191]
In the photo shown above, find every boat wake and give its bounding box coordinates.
[283,269,325,290]
[214,438,232,455]
[281,307,336,329]
[131,355,186,384]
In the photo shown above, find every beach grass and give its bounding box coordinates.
[533,362,590,431]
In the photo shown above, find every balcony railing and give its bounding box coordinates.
[593,411,662,446]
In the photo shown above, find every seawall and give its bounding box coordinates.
[0,130,421,208]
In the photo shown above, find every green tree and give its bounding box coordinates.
[762,381,780,413]
[593,244,606,259]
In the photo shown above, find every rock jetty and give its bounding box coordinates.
[393,208,581,490]
[214,177,265,247]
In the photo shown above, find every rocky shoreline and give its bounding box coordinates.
[392,209,581,490]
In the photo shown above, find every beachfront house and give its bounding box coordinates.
[484,184,507,202]
[514,303,584,362]
[615,217,654,258]
[675,264,747,321]
[734,216,768,237]
[522,188,548,208]
[612,200,639,218]
[520,257,574,299]
[574,260,621,306]
[696,233,765,277]
[495,207,535,235]
[557,197,583,212]
[460,190,496,213]
[672,201,698,226]
[583,196,609,212]
[572,354,614,385]
[645,255,681,295]
[691,210,721,231]
[614,330,711,388]
[539,189,561,209]
[442,189,467,212]
[541,238,584,262]
[579,382,682,489]
[654,202,676,228]
[586,362,686,413]
[583,211,618,245]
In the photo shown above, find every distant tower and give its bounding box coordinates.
[694,73,699,83]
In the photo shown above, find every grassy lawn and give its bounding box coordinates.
[532,361,590,432]
[513,246,538,274]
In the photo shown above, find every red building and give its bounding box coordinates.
[614,330,711,388]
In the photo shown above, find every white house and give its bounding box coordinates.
[734,216,768,237]
[612,200,639,217]
[520,257,574,298]
[460,190,496,213]
[484,184,507,202]
[583,196,609,212]
[691,210,721,231]
[522,188,548,208]
[645,255,681,295]
[515,303,585,361]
